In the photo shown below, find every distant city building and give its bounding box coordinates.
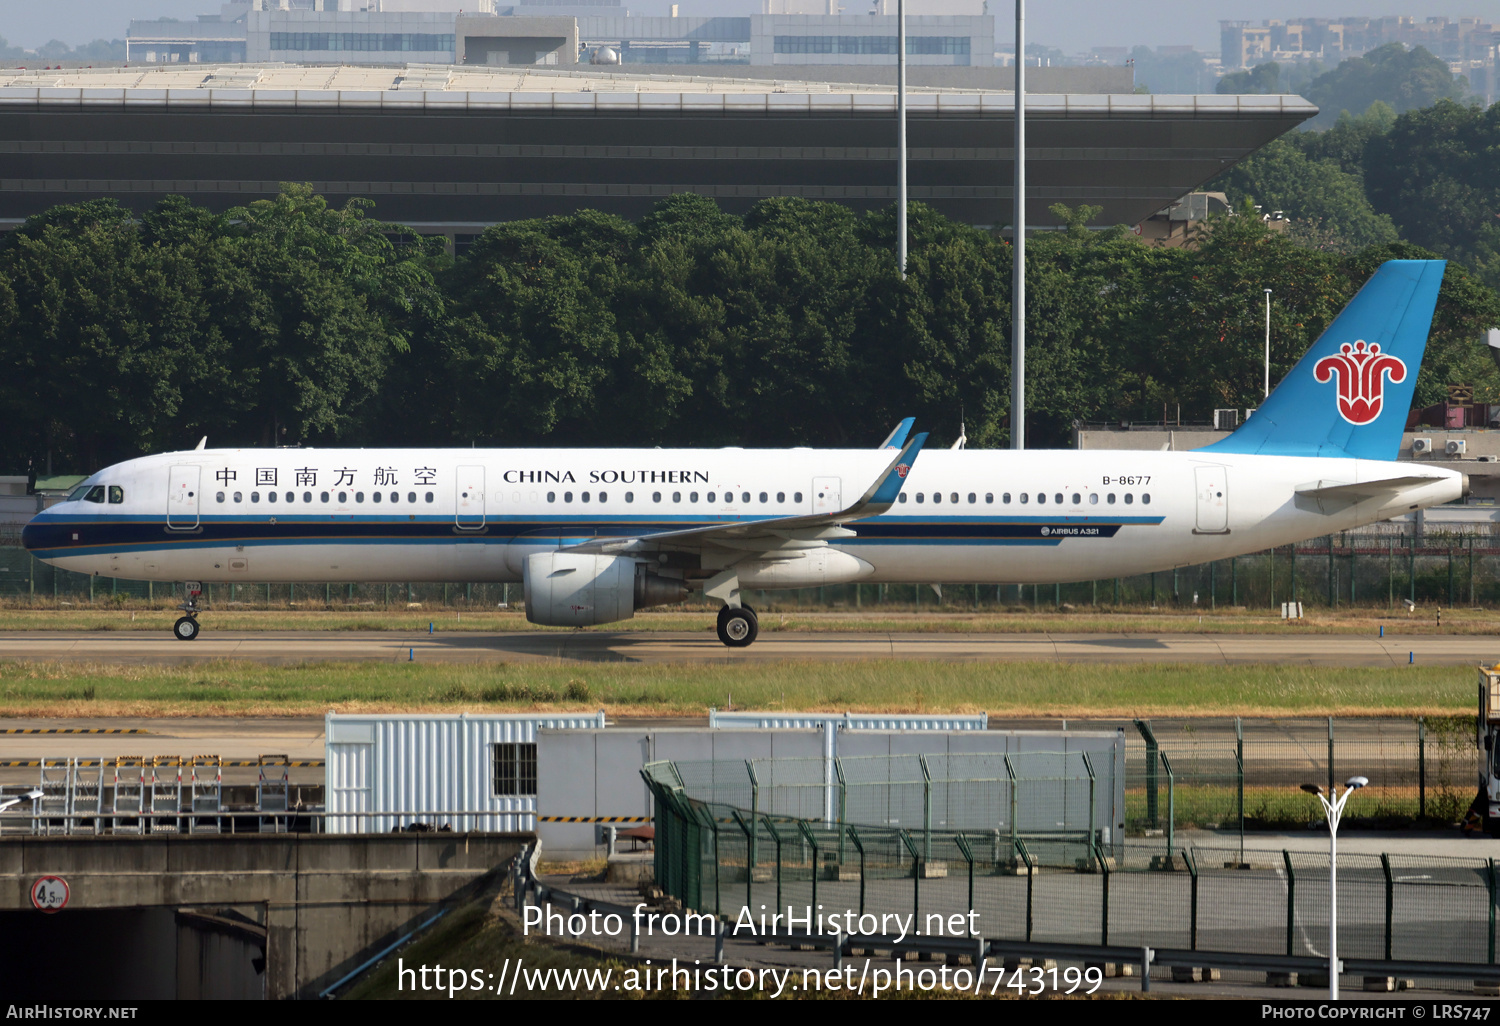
[1220,14,1497,100]
[127,4,992,68]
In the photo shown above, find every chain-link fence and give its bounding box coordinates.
[4,526,1500,609]
[644,760,1500,972]
[1126,717,1482,839]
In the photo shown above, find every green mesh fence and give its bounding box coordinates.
[643,760,1500,969]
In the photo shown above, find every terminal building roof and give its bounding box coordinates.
[0,64,1317,232]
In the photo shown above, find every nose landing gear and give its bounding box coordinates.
[173,582,202,641]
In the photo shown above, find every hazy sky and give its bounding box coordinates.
[0,1,1486,51]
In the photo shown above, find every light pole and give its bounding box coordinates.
[896,0,906,279]
[1011,0,1025,450]
[1263,288,1272,400]
[1300,775,1368,1000]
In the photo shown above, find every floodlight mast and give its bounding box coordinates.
[1010,0,1025,451]
[896,0,906,279]
[1302,777,1368,1000]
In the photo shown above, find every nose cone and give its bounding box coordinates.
[20,514,43,553]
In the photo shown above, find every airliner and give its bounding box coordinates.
[22,260,1465,647]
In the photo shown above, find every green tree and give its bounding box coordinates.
[1208,136,1400,253]
[1365,100,1500,288]
[1303,43,1468,126]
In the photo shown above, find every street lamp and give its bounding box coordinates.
[1300,775,1369,1000]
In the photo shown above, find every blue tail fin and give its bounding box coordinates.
[1199,260,1445,460]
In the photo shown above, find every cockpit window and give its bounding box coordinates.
[108,486,124,504]
[83,486,106,504]
[67,483,94,502]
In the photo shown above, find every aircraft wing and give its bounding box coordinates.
[563,432,927,557]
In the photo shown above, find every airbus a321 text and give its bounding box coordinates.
[23,261,1465,647]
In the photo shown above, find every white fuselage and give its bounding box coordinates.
[23,446,1465,588]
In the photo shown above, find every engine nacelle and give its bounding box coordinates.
[523,553,689,627]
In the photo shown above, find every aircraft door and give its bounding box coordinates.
[456,466,485,530]
[1194,466,1229,534]
[166,465,200,530]
[812,477,841,514]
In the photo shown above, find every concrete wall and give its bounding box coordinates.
[0,831,528,999]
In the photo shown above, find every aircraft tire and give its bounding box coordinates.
[173,616,201,641]
[717,605,758,648]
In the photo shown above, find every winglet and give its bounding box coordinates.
[878,417,915,450]
[862,431,928,510]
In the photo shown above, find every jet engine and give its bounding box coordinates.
[523,552,689,627]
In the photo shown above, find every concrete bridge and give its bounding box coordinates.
[0,832,528,999]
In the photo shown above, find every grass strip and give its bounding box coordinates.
[0,658,1473,718]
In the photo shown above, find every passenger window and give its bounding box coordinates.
[564,492,573,503]
[285,492,294,503]
[777,492,785,503]
[950,492,959,504]
[407,492,416,504]
[1036,494,1045,504]
[547,492,555,503]
[356,492,365,503]
[268,492,278,504]
[1143,493,1151,505]
[759,492,768,503]
[707,492,716,503]
[1019,494,1028,504]
[304,491,313,503]
[598,492,607,503]
[1125,494,1134,505]
[84,486,105,503]
[1002,493,1010,504]
[581,492,589,503]
[1071,493,1081,505]
[652,492,662,503]
[690,492,699,503]
[338,492,348,504]
[1107,493,1116,504]
[233,492,243,503]
[251,492,261,503]
[108,486,124,504]
[932,492,941,504]
[795,492,803,503]
[742,492,750,504]
[672,492,681,503]
[625,492,634,503]
[216,491,225,503]
[372,492,381,503]
[1089,494,1099,505]
[320,491,329,503]
[985,493,994,504]
[389,492,398,503]
[898,493,907,503]
[968,493,976,504]
[1054,493,1063,505]
[916,493,925,504]
[425,492,434,503]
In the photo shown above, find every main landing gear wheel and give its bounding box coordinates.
[173,616,200,641]
[716,604,758,648]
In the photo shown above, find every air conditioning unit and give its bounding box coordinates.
[1244,407,1257,420]
[1412,437,1434,454]
[1213,408,1239,430]
[1447,439,1467,456]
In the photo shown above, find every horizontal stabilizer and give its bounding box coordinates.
[1295,476,1444,502]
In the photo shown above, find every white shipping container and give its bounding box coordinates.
[325,711,607,833]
